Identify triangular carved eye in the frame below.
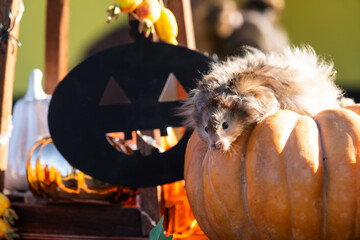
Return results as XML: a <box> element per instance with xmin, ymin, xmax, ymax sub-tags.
<box><xmin>99</xmin><ymin>76</ymin><xmax>131</xmax><ymax>106</ymax></box>
<box><xmin>158</xmin><ymin>73</ymin><xmax>188</xmax><ymax>102</ymax></box>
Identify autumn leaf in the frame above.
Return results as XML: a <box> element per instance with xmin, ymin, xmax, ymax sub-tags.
<box><xmin>149</xmin><ymin>216</ymin><xmax>173</xmax><ymax>240</ymax></box>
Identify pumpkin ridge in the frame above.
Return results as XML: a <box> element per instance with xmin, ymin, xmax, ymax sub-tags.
<box><xmin>211</xmin><ymin>151</ymin><xmax>243</xmax><ymax>239</ymax></box>
<box><xmin>314</xmin><ymin>117</ymin><xmax>327</xmax><ymax>240</ymax></box>
<box><xmin>185</xmin><ymin>133</ymin><xmax>214</xmax><ymax>238</ymax></box>
<box><xmin>207</xmin><ymin>149</ymin><xmax>253</xmax><ymax>239</ymax></box>
<box><xmin>284</xmin><ymin>115</ymin><xmax>323</xmax><ymax>239</ymax></box>
<box><xmin>284</xmin><ymin>117</ymin><xmax>300</xmax><ymax>239</ymax></box>
<box><xmin>336</xmin><ymin>109</ymin><xmax>360</xmax><ymax>239</ymax></box>
<box><xmin>315</xmin><ymin>108</ymin><xmax>360</xmax><ymax>238</ymax></box>
<box><xmin>346</xmin><ymin>106</ymin><xmax>360</xmax><ymax>238</ymax></box>
<box><xmin>203</xmin><ymin>151</ymin><xmax>231</xmax><ymax>239</ymax></box>
<box><xmin>246</xmin><ymin>110</ymin><xmax>300</xmax><ymax>238</ymax></box>
<box><xmin>280</xmin><ymin>113</ymin><xmax>316</xmax><ymax>239</ymax></box>
<box><xmin>241</xmin><ymin>131</ymin><xmax>261</xmax><ymax>240</ymax></box>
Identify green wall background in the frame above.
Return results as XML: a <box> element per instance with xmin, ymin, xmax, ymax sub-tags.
<box><xmin>281</xmin><ymin>0</ymin><xmax>360</xmax><ymax>90</ymax></box>
<box><xmin>13</xmin><ymin>0</ymin><xmax>360</xmax><ymax>98</ymax></box>
<box><xmin>14</xmin><ymin>0</ymin><xmax>126</xmax><ymax>98</ymax></box>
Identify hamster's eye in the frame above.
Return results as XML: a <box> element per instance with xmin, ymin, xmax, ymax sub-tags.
<box><xmin>222</xmin><ymin>121</ymin><xmax>229</xmax><ymax>130</ymax></box>
<box><xmin>204</xmin><ymin>126</ymin><xmax>208</xmax><ymax>133</ymax></box>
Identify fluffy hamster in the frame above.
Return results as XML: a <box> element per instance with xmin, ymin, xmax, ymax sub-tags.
<box><xmin>178</xmin><ymin>46</ymin><xmax>353</xmax><ymax>151</ymax></box>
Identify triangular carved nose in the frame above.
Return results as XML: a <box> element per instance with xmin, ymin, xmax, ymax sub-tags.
<box><xmin>158</xmin><ymin>73</ymin><xmax>188</xmax><ymax>102</ymax></box>
<box><xmin>99</xmin><ymin>76</ymin><xmax>131</xmax><ymax>106</ymax></box>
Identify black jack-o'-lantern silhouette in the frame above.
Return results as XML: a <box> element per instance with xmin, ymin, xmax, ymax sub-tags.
<box><xmin>48</xmin><ymin>25</ymin><xmax>213</xmax><ymax>187</ymax></box>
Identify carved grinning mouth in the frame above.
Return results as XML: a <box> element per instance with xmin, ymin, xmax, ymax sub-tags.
<box><xmin>106</xmin><ymin>127</ymin><xmax>186</xmax><ymax>155</ymax></box>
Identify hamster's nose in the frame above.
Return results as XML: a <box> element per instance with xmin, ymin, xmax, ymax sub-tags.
<box><xmin>211</xmin><ymin>142</ymin><xmax>223</xmax><ymax>150</ymax></box>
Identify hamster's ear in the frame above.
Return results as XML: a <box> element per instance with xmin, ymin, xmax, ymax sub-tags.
<box><xmin>177</xmin><ymin>89</ymin><xmax>208</xmax><ymax>128</ymax></box>
<box><xmin>193</xmin><ymin>90</ymin><xmax>209</xmax><ymax>112</ymax></box>
<box><xmin>225</xmin><ymin>95</ymin><xmax>242</xmax><ymax>108</ymax></box>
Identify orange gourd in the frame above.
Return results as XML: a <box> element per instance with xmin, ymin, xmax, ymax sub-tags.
<box><xmin>185</xmin><ymin>104</ymin><xmax>360</xmax><ymax>240</ymax></box>
<box><xmin>27</xmin><ymin>138</ymin><xmax>137</xmax><ymax>203</ymax></box>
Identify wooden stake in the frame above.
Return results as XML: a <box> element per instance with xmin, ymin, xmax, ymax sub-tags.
<box><xmin>137</xmin><ymin>130</ymin><xmax>161</xmax><ymax>236</ymax></box>
<box><xmin>0</xmin><ymin>0</ymin><xmax>22</xmax><ymax>191</ymax></box>
<box><xmin>44</xmin><ymin>0</ymin><xmax>69</xmax><ymax>94</ymax></box>
<box><xmin>165</xmin><ymin>0</ymin><xmax>196</xmax><ymax>49</ymax></box>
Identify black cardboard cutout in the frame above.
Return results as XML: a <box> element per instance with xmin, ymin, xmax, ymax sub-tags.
<box><xmin>48</xmin><ymin>37</ymin><xmax>213</xmax><ymax>187</ymax></box>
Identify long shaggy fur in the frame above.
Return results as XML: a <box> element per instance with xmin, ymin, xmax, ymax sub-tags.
<box><xmin>178</xmin><ymin>45</ymin><xmax>353</xmax><ymax>151</ymax></box>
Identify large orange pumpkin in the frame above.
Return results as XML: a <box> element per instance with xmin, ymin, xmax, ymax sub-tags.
<box><xmin>185</xmin><ymin>104</ymin><xmax>360</xmax><ymax>240</ymax></box>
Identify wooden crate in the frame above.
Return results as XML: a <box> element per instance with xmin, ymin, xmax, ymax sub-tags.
<box><xmin>12</xmin><ymin>201</ymin><xmax>149</xmax><ymax>240</ymax></box>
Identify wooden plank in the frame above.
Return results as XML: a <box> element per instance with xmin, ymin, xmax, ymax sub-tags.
<box><xmin>44</xmin><ymin>0</ymin><xmax>69</xmax><ymax>94</ymax></box>
<box><xmin>137</xmin><ymin>130</ymin><xmax>160</xmax><ymax>236</ymax></box>
<box><xmin>18</xmin><ymin>233</ymin><xmax>147</xmax><ymax>240</ymax></box>
<box><xmin>164</xmin><ymin>0</ymin><xmax>196</xmax><ymax>49</ymax></box>
<box><xmin>0</xmin><ymin>0</ymin><xmax>22</xmax><ymax>191</ymax></box>
<box><xmin>12</xmin><ymin>202</ymin><xmax>146</xmax><ymax>237</ymax></box>
<box><xmin>139</xmin><ymin>186</ymin><xmax>160</xmax><ymax>236</ymax></box>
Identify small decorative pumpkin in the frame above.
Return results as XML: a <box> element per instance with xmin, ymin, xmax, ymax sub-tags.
<box><xmin>27</xmin><ymin>138</ymin><xmax>137</xmax><ymax>203</ymax></box>
<box><xmin>185</xmin><ymin>104</ymin><xmax>360</xmax><ymax>240</ymax></box>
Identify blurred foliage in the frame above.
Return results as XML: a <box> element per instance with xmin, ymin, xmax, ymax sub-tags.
<box><xmin>13</xmin><ymin>0</ymin><xmax>360</xmax><ymax>99</ymax></box>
